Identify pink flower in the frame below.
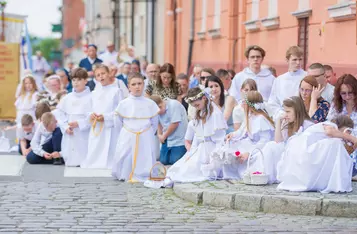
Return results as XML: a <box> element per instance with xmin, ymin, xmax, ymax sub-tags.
<box><xmin>252</xmin><ymin>171</ymin><xmax>262</xmax><ymax>175</ymax></box>
<box><xmin>235</xmin><ymin>151</ymin><xmax>241</xmax><ymax>157</ymax></box>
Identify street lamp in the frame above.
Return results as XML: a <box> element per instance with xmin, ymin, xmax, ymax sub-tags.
<box><xmin>0</xmin><ymin>1</ymin><xmax>6</xmax><ymax>42</ymax></box>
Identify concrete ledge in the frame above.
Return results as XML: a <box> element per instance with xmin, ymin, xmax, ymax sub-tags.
<box><xmin>173</xmin><ymin>181</ymin><xmax>357</xmax><ymax>218</ymax></box>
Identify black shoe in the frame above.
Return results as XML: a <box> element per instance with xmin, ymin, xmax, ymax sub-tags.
<box><xmin>53</xmin><ymin>158</ymin><xmax>63</xmax><ymax>165</ymax></box>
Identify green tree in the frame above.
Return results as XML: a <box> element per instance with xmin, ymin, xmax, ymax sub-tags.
<box><xmin>32</xmin><ymin>37</ymin><xmax>61</xmax><ymax>62</ymax></box>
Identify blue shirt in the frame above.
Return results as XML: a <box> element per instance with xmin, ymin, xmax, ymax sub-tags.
<box><xmin>159</xmin><ymin>99</ymin><xmax>188</xmax><ymax>147</ymax></box>
<box><xmin>189</xmin><ymin>77</ymin><xmax>199</xmax><ymax>89</ymax></box>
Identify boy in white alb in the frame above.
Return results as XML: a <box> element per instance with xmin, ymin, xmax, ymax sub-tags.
<box><xmin>56</xmin><ymin>68</ymin><xmax>92</xmax><ymax>166</ymax></box>
<box><xmin>112</xmin><ymin>72</ymin><xmax>159</xmax><ymax>182</ymax></box>
<box><xmin>230</xmin><ymin>45</ymin><xmax>275</xmax><ymax>102</ymax></box>
<box><xmin>268</xmin><ymin>46</ymin><xmax>307</xmax><ymax>119</ymax></box>
<box><xmin>81</xmin><ymin>64</ymin><xmax>123</xmax><ymax>169</ymax></box>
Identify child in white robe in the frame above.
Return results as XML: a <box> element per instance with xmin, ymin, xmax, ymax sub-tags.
<box><xmin>56</xmin><ymin>68</ymin><xmax>92</xmax><ymax>166</ymax></box>
<box><xmin>277</xmin><ymin>116</ymin><xmax>355</xmax><ymax>193</ymax></box>
<box><xmin>15</xmin><ymin>75</ymin><xmax>38</xmax><ymax>126</ymax></box>
<box><xmin>208</xmin><ymin>91</ymin><xmax>275</xmax><ymax>180</ymax></box>
<box><xmin>81</xmin><ymin>64</ymin><xmax>123</xmax><ymax>169</ymax></box>
<box><xmin>166</xmin><ymin>87</ymin><xmax>227</xmax><ymax>183</ymax></box>
<box><xmin>255</xmin><ymin>96</ymin><xmax>314</xmax><ymax>184</ymax></box>
<box><xmin>112</xmin><ymin>72</ymin><xmax>159</xmax><ymax>182</ymax></box>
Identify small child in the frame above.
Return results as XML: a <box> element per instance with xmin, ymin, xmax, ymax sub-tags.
<box><xmin>27</xmin><ymin>112</ymin><xmax>64</xmax><ymax>165</ymax></box>
<box><xmin>56</xmin><ymin>68</ymin><xmax>92</xmax><ymax>166</ymax></box>
<box><xmin>81</xmin><ymin>64</ymin><xmax>123</xmax><ymax>169</ymax></box>
<box><xmin>17</xmin><ymin>114</ymin><xmax>37</xmax><ymax>156</ymax></box>
<box><xmin>150</xmin><ymin>95</ymin><xmax>188</xmax><ymax>165</ymax></box>
<box><xmin>112</xmin><ymin>72</ymin><xmax>159</xmax><ymax>182</ymax></box>
<box><xmin>15</xmin><ymin>75</ymin><xmax>38</xmax><ymax>125</ymax></box>
<box><xmin>166</xmin><ymin>87</ymin><xmax>227</xmax><ymax>182</ymax></box>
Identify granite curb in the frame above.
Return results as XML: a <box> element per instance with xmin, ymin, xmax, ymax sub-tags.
<box><xmin>173</xmin><ymin>182</ymin><xmax>357</xmax><ymax>218</ymax></box>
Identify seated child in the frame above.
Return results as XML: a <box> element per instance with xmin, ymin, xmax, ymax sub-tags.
<box><xmin>27</xmin><ymin>112</ymin><xmax>63</xmax><ymax>165</ymax></box>
<box><xmin>81</xmin><ymin>64</ymin><xmax>123</xmax><ymax>169</ymax></box>
<box><xmin>207</xmin><ymin>91</ymin><xmax>275</xmax><ymax>180</ymax></box>
<box><xmin>166</xmin><ymin>87</ymin><xmax>227</xmax><ymax>183</ymax></box>
<box><xmin>112</xmin><ymin>72</ymin><xmax>159</xmax><ymax>182</ymax></box>
<box><xmin>17</xmin><ymin>114</ymin><xmax>37</xmax><ymax>156</ymax></box>
<box><xmin>150</xmin><ymin>96</ymin><xmax>188</xmax><ymax>165</ymax></box>
<box><xmin>277</xmin><ymin>115</ymin><xmax>355</xmax><ymax>193</ymax></box>
<box><xmin>56</xmin><ymin>68</ymin><xmax>92</xmax><ymax>166</ymax></box>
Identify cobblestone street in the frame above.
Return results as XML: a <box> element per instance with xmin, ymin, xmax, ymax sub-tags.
<box><xmin>1</xmin><ymin>168</ymin><xmax>357</xmax><ymax>234</ymax></box>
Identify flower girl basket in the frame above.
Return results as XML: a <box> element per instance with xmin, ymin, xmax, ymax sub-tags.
<box><xmin>243</xmin><ymin>148</ymin><xmax>269</xmax><ymax>185</ymax></box>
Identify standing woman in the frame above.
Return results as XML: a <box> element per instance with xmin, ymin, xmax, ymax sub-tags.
<box><xmin>205</xmin><ymin>76</ymin><xmax>236</xmax><ymax>133</ymax></box>
<box><xmin>299</xmin><ymin>76</ymin><xmax>330</xmax><ymax>123</ymax></box>
<box><xmin>145</xmin><ymin>63</ymin><xmax>180</xmax><ymax>100</ymax></box>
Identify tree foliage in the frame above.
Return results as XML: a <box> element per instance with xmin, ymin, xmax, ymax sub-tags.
<box><xmin>32</xmin><ymin>37</ymin><xmax>61</xmax><ymax>62</ymax></box>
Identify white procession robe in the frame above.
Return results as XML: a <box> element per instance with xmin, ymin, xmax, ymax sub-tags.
<box><xmin>277</xmin><ymin>122</ymin><xmax>353</xmax><ymax>193</ymax></box>
<box><xmin>112</xmin><ymin>95</ymin><xmax>159</xmax><ymax>182</ymax></box>
<box><xmin>167</xmin><ymin>103</ymin><xmax>227</xmax><ymax>183</ymax></box>
<box><xmin>56</xmin><ymin>87</ymin><xmax>92</xmax><ymax>166</ymax></box>
<box><xmin>81</xmin><ymin>83</ymin><xmax>123</xmax><ymax>169</ymax></box>
<box><xmin>15</xmin><ymin>92</ymin><xmax>38</xmax><ymax>127</ymax></box>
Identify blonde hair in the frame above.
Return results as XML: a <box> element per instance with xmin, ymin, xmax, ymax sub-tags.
<box><xmin>282</xmin><ymin>96</ymin><xmax>310</xmax><ymax>137</ymax></box>
<box><xmin>285</xmin><ymin>46</ymin><xmax>303</xmax><ymax>60</ymax></box>
<box><xmin>241</xmin><ymin>78</ymin><xmax>257</xmax><ymax>91</ymax></box>
<box><xmin>20</xmin><ymin>75</ymin><xmax>38</xmax><ymax>101</ymax></box>
<box><xmin>128</xmin><ymin>72</ymin><xmax>145</xmax><ymax>83</ymax></box>
<box><xmin>244</xmin><ymin>91</ymin><xmax>274</xmax><ymax>133</ymax></box>
<box><xmin>41</xmin><ymin>112</ymin><xmax>56</xmax><ymax>128</ymax></box>
<box><xmin>93</xmin><ymin>64</ymin><xmax>110</xmax><ymax>73</ymax></box>
<box><xmin>149</xmin><ymin>95</ymin><xmax>163</xmax><ymax>105</ymax></box>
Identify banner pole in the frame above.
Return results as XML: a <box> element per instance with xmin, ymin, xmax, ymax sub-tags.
<box><xmin>0</xmin><ymin>2</ymin><xmax>6</xmax><ymax>42</ymax></box>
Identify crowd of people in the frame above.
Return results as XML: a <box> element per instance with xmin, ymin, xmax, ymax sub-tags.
<box><xmin>10</xmin><ymin>42</ymin><xmax>357</xmax><ymax>193</ymax></box>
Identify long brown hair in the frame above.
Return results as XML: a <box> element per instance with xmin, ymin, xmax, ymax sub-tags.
<box><xmin>299</xmin><ymin>75</ymin><xmax>323</xmax><ymax>103</ymax></box>
<box><xmin>20</xmin><ymin>75</ymin><xmax>38</xmax><ymax>101</ymax></box>
<box><xmin>333</xmin><ymin>74</ymin><xmax>357</xmax><ymax>113</ymax></box>
<box><xmin>157</xmin><ymin>63</ymin><xmax>179</xmax><ymax>94</ymax></box>
<box><xmin>282</xmin><ymin>96</ymin><xmax>311</xmax><ymax>137</ymax></box>
<box><xmin>244</xmin><ymin>91</ymin><xmax>274</xmax><ymax>133</ymax></box>
<box><xmin>241</xmin><ymin>78</ymin><xmax>257</xmax><ymax>91</ymax></box>
<box><xmin>187</xmin><ymin>87</ymin><xmax>213</xmax><ymax>124</ymax></box>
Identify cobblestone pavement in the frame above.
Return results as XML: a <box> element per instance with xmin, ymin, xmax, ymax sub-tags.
<box><xmin>1</xmin><ymin>179</ymin><xmax>357</xmax><ymax>233</ymax></box>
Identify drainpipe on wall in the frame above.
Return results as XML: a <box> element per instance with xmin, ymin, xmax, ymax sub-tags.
<box><xmin>235</xmin><ymin>0</ymin><xmax>246</xmax><ymax>72</ymax></box>
<box><xmin>186</xmin><ymin>0</ymin><xmax>195</xmax><ymax>75</ymax></box>
<box><xmin>131</xmin><ymin>0</ymin><xmax>134</xmax><ymax>46</ymax></box>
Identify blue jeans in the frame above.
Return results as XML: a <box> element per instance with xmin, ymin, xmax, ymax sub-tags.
<box><xmin>18</xmin><ymin>139</ymin><xmax>31</xmax><ymax>156</ymax></box>
<box><xmin>160</xmin><ymin>141</ymin><xmax>186</xmax><ymax>165</ymax></box>
<box><xmin>26</xmin><ymin>127</ymin><xmax>62</xmax><ymax>164</ymax></box>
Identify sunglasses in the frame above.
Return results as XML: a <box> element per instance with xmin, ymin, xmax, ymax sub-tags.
<box><xmin>312</xmin><ymin>73</ymin><xmax>325</xmax><ymax>78</ymax></box>
<box><xmin>200</xmin><ymin>76</ymin><xmax>208</xmax><ymax>80</ymax></box>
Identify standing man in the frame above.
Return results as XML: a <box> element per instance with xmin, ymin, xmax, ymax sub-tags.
<box><xmin>78</xmin><ymin>44</ymin><xmax>103</xmax><ymax>91</ymax></box>
<box><xmin>116</xmin><ymin>62</ymin><xmax>131</xmax><ymax>88</ymax></box>
<box><xmin>32</xmin><ymin>51</ymin><xmax>50</xmax><ymax>91</ymax></box>
<box><xmin>230</xmin><ymin>45</ymin><xmax>275</xmax><ymax>101</ymax></box>
<box><xmin>145</xmin><ymin>63</ymin><xmax>160</xmax><ymax>86</ymax></box>
<box><xmin>308</xmin><ymin>63</ymin><xmax>335</xmax><ymax>104</ymax></box>
<box><xmin>99</xmin><ymin>41</ymin><xmax>119</xmax><ymax>66</ymax></box>
<box><xmin>324</xmin><ymin>64</ymin><xmax>337</xmax><ymax>85</ymax></box>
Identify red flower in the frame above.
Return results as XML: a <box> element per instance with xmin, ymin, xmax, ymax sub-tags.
<box><xmin>235</xmin><ymin>151</ymin><xmax>241</xmax><ymax>157</ymax></box>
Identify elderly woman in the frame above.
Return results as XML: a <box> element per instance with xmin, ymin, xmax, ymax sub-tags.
<box><xmin>145</xmin><ymin>63</ymin><xmax>180</xmax><ymax>100</ymax></box>
<box><xmin>299</xmin><ymin>75</ymin><xmax>330</xmax><ymax>123</ymax></box>
<box><xmin>56</xmin><ymin>68</ymin><xmax>72</xmax><ymax>92</ymax></box>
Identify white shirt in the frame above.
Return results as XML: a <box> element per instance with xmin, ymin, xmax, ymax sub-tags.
<box><xmin>30</xmin><ymin>122</ymin><xmax>55</xmax><ymax>157</ymax></box>
<box><xmin>322</xmin><ymin>83</ymin><xmax>335</xmax><ymax>104</ymax></box>
<box><xmin>230</xmin><ymin>67</ymin><xmax>275</xmax><ymax>102</ymax></box>
<box><xmin>268</xmin><ymin>69</ymin><xmax>307</xmax><ymax>118</ymax></box>
<box><xmin>99</xmin><ymin>50</ymin><xmax>119</xmax><ymax>66</ymax></box>
<box><xmin>17</xmin><ymin>122</ymin><xmax>38</xmax><ymax>141</ymax></box>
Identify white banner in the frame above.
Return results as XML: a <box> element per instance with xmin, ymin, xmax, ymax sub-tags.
<box><xmin>0</xmin><ymin>13</ymin><xmax>26</xmax><ymax>43</ymax></box>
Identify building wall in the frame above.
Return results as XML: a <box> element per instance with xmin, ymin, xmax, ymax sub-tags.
<box><xmin>164</xmin><ymin>0</ymin><xmax>357</xmax><ymax>78</ymax></box>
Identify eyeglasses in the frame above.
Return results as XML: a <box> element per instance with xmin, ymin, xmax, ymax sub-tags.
<box><xmin>249</xmin><ymin>55</ymin><xmax>262</xmax><ymax>59</ymax></box>
<box><xmin>312</xmin><ymin>73</ymin><xmax>325</xmax><ymax>78</ymax></box>
<box><xmin>340</xmin><ymin>92</ymin><xmax>354</xmax><ymax>97</ymax></box>
<box><xmin>299</xmin><ymin>88</ymin><xmax>312</xmax><ymax>94</ymax></box>
<box><xmin>200</xmin><ymin>76</ymin><xmax>208</xmax><ymax>80</ymax></box>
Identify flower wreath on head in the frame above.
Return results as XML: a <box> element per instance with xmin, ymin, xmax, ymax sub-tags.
<box><xmin>185</xmin><ymin>87</ymin><xmax>212</xmax><ymax>104</ymax></box>
<box><xmin>244</xmin><ymin>94</ymin><xmax>265</xmax><ymax>110</ymax></box>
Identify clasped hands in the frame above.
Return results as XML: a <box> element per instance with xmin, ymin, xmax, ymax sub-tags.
<box><xmin>43</xmin><ymin>151</ymin><xmax>60</xmax><ymax>160</ymax></box>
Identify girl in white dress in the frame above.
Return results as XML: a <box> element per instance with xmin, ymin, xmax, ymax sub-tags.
<box><xmin>256</xmin><ymin>96</ymin><xmax>314</xmax><ymax>184</ymax></box>
<box><xmin>277</xmin><ymin>116</ymin><xmax>355</xmax><ymax>193</ymax></box>
<box><xmin>166</xmin><ymin>87</ymin><xmax>227</xmax><ymax>183</ymax></box>
<box><xmin>15</xmin><ymin>75</ymin><xmax>38</xmax><ymax>126</ymax></box>
<box><xmin>81</xmin><ymin>64</ymin><xmax>123</xmax><ymax>169</ymax></box>
<box><xmin>208</xmin><ymin>91</ymin><xmax>275</xmax><ymax>180</ymax></box>
<box><xmin>112</xmin><ymin>72</ymin><xmax>159</xmax><ymax>182</ymax></box>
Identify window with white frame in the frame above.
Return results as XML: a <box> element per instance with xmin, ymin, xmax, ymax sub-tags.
<box><xmin>251</xmin><ymin>0</ymin><xmax>260</xmax><ymax>21</ymax></box>
<box><xmin>262</xmin><ymin>0</ymin><xmax>279</xmax><ymax>28</ymax></box>
<box><xmin>298</xmin><ymin>0</ymin><xmax>310</xmax><ymax>11</ymax></box>
<box><xmin>213</xmin><ymin>0</ymin><xmax>221</xmax><ymax>29</ymax></box>
<box><xmin>244</xmin><ymin>0</ymin><xmax>260</xmax><ymax>31</ymax></box>
<box><xmin>268</xmin><ymin>0</ymin><xmax>278</xmax><ymax>18</ymax></box>
<box><xmin>200</xmin><ymin>0</ymin><xmax>207</xmax><ymax>32</ymax></box>
<box><xmin>328</xmin><ymin>0</ymin><xmax>356</xmax><ymax>20</ymax></box>
<box><xmin>291</xmin><ymin>0</ymin><xmax>311</xmax><ymax>18</ymax></box>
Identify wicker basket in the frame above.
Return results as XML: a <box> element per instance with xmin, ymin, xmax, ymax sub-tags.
<box><xmin>243</xmin><ymin>148</ymin><xmax>269</xmax><ymax>185</ymax></box>
<box><xmin>149</xmin><ymin>162</ymin><xmax>167</xmax><ymax>181</ymax></box>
